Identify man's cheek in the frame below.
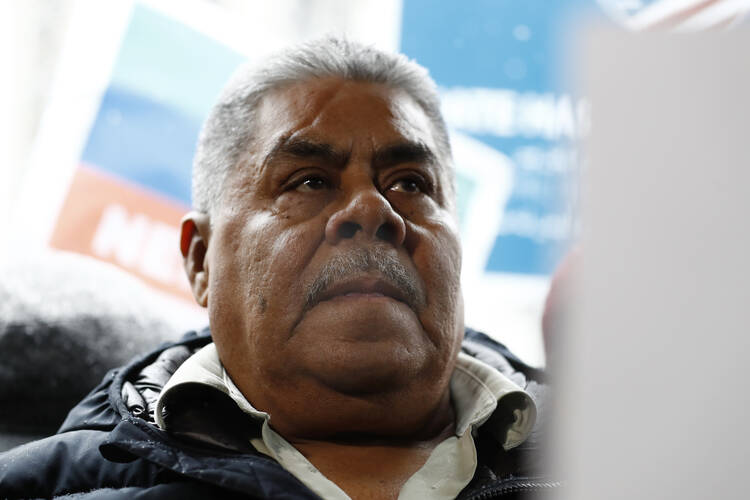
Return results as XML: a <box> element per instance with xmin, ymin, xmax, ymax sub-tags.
<box><xmin>413</xmin><ymin>241</ymin><xmax>460</xmax><ymax>337</ymax></box>
<box><xmin>270</xmin><ymin>229</ymin><xmax>308</xmax><ymax>263</ymax></box>
<box><xmin>259</xmin><ymin>225</ymin><xmax>320</xmax><ymax>310</ymax></box>
<box><xmin>422</xmin><ymin>233</ymin><xmax>462</xmax><ymax>287</ymax></box>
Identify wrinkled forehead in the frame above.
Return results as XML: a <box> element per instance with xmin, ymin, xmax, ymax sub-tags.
<box><xmin>250</xmin><ymin>77</ymin><xmax>453</xmax><ymax>179</ymax></box>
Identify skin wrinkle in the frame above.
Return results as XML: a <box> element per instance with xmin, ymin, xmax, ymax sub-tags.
<box><xmin>254</xmin><ymin>78</ymin><xmax>352</xmax><ymax>183</ymax></box>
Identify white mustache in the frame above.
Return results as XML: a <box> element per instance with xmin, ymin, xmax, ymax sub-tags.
<box><xmin>305</xmin><ymin>247</ymin><xmax>425</xmax><ymax>311</ymax></box>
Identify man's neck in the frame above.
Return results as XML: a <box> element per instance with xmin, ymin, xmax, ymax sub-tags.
<box><xmin>290</xmin><ymin>416</ymin><xmax>456</xmax><ymax>500</ymax></box>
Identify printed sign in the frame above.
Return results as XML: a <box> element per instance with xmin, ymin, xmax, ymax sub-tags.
<box><xmin>400</xmin><ymin>0</ymin><xmax>593</xmax><ymax>278</ymax></box>
<box><xmin>49</xmin><ymin>2</ymin><xmax>245</xmax><ymax>299</ymax></box>
<box><xmin>597</xmin><ymin>0</ymin><xmax>750</xmax><ymax>31</ymax></box>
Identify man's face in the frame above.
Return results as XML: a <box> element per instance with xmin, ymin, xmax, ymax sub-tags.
<box><xmin>194</xmin><ymin>77</ymin><xmax>463</xmax><ymax>437</ymax></box>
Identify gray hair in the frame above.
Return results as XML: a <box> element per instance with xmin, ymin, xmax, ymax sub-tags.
<box><xmin>191</xmin><ymin>36</ymin><xmax>452</xmax><ymax>214</ymax></box>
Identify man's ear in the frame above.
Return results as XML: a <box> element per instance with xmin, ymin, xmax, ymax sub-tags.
<box><xmin>180</xmin><ymin>211</ymin><xmax>211</xmax><ymax>307</ymax></box>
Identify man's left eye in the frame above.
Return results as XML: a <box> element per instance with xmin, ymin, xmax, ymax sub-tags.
<box><xmin>388</xmin><ymin>178</ymin><xmax>423</xmax><ymax>194</ymax></box>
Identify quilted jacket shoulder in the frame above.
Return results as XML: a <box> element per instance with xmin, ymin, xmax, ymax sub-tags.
<box><xmin>0</xmin><ymin>328</ymin><xmax>559</xmax><ymax>499</ymax></box>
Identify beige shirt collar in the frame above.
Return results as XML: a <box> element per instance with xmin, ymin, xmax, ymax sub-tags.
<box><xmin>156</xmin><ymin>342</ymin><xmax>536</xmax><ymax>499</ymax></box>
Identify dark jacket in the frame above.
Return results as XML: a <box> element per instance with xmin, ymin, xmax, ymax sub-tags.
<box><xmin>0</xmin><ymin>328</ymin><xmax>559</xmax><ymax>499</ymax></box>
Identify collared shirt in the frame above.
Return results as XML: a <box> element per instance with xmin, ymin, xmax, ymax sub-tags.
<box><xmin>156</xmin><ymin>343</ymin><xmax>536</xmax><ymax>500</ymax></box>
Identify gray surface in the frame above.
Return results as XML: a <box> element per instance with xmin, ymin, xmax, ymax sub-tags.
<box><xmin>557</xmin><ymin>28</ymin><xmax>750</xmax><ymax>500</ymax></box>
<box><xmin>0</xmin><ymin>432</ymin><xmax>46</xmax><ymax>453</ymax></box>
<box><xmin>0</xmin><ymin>250</ymin><xmax>200</xmax><ymax>447</ymax></box>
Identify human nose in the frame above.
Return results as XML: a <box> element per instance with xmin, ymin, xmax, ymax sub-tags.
<box><xmin>325</xmin><ymin>186</ymin><xmax>407</xmax><ymax>247</ymax></box>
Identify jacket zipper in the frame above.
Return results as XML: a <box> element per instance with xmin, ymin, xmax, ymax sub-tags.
<box><xmin>462</xmin><ymin>479</ymin><xmax>561</xmax><ymax>499</ymax></box>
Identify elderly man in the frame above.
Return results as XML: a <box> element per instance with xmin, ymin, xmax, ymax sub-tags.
<box><xmin>0</xmin><ymin>38</ymin><xmax>556</xmax><ymax>499</ymax></box>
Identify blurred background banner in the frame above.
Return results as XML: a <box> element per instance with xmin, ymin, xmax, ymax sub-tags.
<box><xmin>5</xmin><ymin>0</ymin><xmax>747</xmax><ymax>365</ymax></box>
<box><xmin>402</xmin><ymin>0</ymin><xmax>587</xmax><ymax>277</ymax></box>
<box><xmin>399</xmin><ymin>0</ymin><xmax>595</xmax><ymax>362</ymax></box>
<box><xmin>49</xmin><ymin>2</ymin><xmax>245</xmax><ymax>300</ymax></box>
<box><xmin>597</xmin><ymin>0</ymin><xmax>750</xmax><ymax>30</ymax></box>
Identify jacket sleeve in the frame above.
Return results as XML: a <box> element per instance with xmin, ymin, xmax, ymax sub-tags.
<box><xmin>0</xmin><ymin>430</ymin><xmax>159</xmax><ymax>498</ymax></box>
<box><xmin>51</xmin><ymin>482</ymin><xmax>249</xmax><ymax>500</ymax></box>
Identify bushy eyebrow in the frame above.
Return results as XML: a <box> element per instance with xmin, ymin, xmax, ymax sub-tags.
<box><xmin>262</xmin><ymin>137</ymin><xmax>437</xmax><ymax>171</ymax></box>
<box><xmin>372</xmin><ymin>142</ymin><xmax>437</xmax><ymax>170</ymax></box>
<box><xmin>263</xmin><ymin>137</ymin><xmax>349</xmax><ymax>168</ymax></box>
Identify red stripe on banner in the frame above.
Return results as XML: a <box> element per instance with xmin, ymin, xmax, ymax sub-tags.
<box><xmin>49</xmin><ymin>164</ymin><xmax>195</xmax><ymax>303</ymax></box>
<box><xmin>647</xmin><ymin>0</ymin><xmax>724</xmax><ymax>30</ymax></box>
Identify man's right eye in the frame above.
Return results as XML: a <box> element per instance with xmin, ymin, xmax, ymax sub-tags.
<box><xmin>294</xmin><ymin>176</ymin><xmax>329</xmax><ymax>192</ymax></box>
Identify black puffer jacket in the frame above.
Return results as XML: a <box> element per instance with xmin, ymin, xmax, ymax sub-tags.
<box><xmin>0</xmin><ymin>328</ymin><xmax>560</xmax><ymax>499</ymax></box>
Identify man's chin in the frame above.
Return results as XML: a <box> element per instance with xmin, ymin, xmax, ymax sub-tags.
<box><xmin>303</xmin><ymin>341</ymin><xmax>425</xmax><ymax>396</ymax></box>
<box><xmin>288</xmin><ymin>311</ymin><xmax>431</xmax><ymax>395</ymax></box>
<box><xmin>294</xmin><ymin>294</ymin><xmax>423</xmax><ymax>341</ymax></box>
<box><xmin>282</xmin><ymin>297</ymin><xmax>440</xmax><ymax>397</ymax></box>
